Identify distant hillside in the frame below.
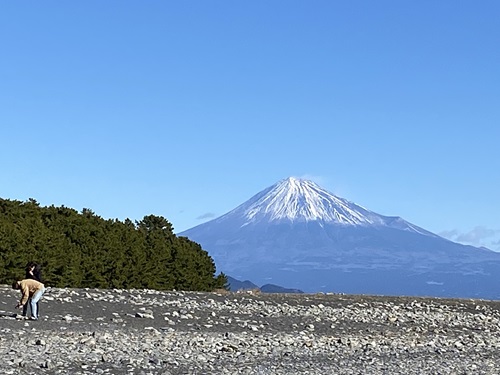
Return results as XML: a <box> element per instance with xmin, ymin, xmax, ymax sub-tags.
<box><xmin>226</xmin><ymin>276</ymin><xmax>259</xmax><ymax>291</ymax></box>
<box><xmin>227</xmin><ymin>276</ymin><xmax>304</xmax><ymax>294</ymax></box>
<box><xmin>0</xmin><ymin>198</ymin><xmax>226</xmax><ymax>291</ymax></box>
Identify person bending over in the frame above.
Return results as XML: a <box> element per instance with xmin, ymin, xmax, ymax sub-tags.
<box><xmin>13</xmin><ymin>279</ymin><xmax>46</xmax><ymax>320</ymax></box>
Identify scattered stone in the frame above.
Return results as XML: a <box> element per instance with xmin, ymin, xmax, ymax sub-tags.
<box><xmin>0</xmin><ymin>285</ymin><xmax>500</xmax><ymax>374</ymax></box>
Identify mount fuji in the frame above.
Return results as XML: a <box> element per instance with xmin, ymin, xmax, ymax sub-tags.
<box><xmin>179</xmin><ymin>177</ymin><xmax>500</xmax><ymax>299</ymax></box>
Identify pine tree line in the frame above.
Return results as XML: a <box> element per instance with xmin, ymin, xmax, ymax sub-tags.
<box><xmin>0</xmin><ymin>198</ymin><xmax>227</xmax><ymax>291</ymax></box>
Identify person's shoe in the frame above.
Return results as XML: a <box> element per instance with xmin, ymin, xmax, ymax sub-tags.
<box><xmin>29</xmin><ymin>317</ymin><xmax>38</xmax><ymax>321</ymax></box>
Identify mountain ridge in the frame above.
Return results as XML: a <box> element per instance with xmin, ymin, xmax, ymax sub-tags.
<box><xmin>180</xmin><ymin>177</ymin><xmax>500</xmax><ymax>299</ymax></box>
<box><xmin>205</xmin><ymin>177</ymin><xmax>436</xmax><ymax>237</ymax></box>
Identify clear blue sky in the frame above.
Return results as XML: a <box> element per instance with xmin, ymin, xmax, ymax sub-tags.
<box><xmin>1</xmin><ymin>2</ymin><xmax>499</xmax><ymax>251</ymax></box>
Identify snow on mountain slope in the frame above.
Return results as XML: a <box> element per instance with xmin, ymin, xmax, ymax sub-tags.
<box><xmin>242</xmin><ymin>177</ymin><xmax>379</xmax><ymax>224</ymax></box>
<box><xmin>179</xmin><ymin>177</ymin><xmax>500</xmax><ymax>299</ymax></box>
<box><xmin>211</xmin><ymin>177</ymin><xmax>434</xmax><ymax>236</ymax></box>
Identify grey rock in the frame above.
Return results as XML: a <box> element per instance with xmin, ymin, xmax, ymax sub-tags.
<box><xmin>1</xmin><ymin>285</ymin><xmax>500</xmax><ymax>374</ymax></box>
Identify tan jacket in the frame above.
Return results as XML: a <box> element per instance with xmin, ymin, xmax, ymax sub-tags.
<box><xmin>18</xmin><ymin>279</ymin><xmax>45</xmax><ymax>305</ymax></box>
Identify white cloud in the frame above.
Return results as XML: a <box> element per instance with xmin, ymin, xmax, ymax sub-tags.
<box><xmin>196</xmin><ymin>212</ymin><xmax>216</xmax><ymax>220</ymax></box>
<box><xmin>456</xmin><ymin>227</ymin><xmax>499</xmax><ymax>244</ymax></box>
<box><xmin>440</xmin><ymin>226</ymin><xmax>500</xmax><ymax>252</ymax></box>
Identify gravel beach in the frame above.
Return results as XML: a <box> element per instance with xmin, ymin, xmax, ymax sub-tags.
<box><xmin>1</xmin><ymin>285</ymin><xmax>500</xmax><ymax>374</ymax></box>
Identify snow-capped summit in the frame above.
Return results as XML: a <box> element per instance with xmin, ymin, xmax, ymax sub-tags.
<box><xmin>239</xmin><ymin>177</ymin><xmax>382</xmax><ymax>225</ymax></box>
<box><xmin>213</xmin><ymin>177</ymin><xmax>429</xmax><ymax>235</ymax></box>
<box><xmin>179</xmin><ymin>177</ymin><xmax>500</xmax><ymax>299</ymax></box>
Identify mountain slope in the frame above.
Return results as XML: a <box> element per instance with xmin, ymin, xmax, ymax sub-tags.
<box><xmin>210</xmin><ymin>177</ymin><xmax>434</xmax><ymax>233</ymax></box>
<box><xmin>180</xmin><ymin>177</ymin><xmax>500</xmax><ymax>299</ymax></box>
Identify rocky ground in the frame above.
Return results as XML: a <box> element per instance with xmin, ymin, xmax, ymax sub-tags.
<box><xmin>1</xmin><ymin>285</ymin><xmax>500</xmax><ymax>374</ymax></box>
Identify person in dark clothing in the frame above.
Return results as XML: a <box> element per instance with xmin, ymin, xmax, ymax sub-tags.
<box><xmin>23</xmin><ymin>262</ymin><xmax>43</xmax><ymax>318</ymax></box>
<box><xmin>25</xmin><ymin>262</ymin><xmax>42</xmax><ymax>281</ymax></box>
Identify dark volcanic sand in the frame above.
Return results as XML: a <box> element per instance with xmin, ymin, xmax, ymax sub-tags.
<box><xmin>1</xmin><ymin>285</ymin><xmax>500</xmax><ymax>374</ymax></box>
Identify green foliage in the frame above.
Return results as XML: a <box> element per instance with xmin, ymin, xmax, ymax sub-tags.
<box><xmin>0</xmin><ymin>198</ymin><xmax>227</xmax><ymax>291</ymax></box>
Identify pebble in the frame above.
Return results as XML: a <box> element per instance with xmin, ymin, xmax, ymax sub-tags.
<box><xmin>0</xmin><ymin>286</ymin><xmax>500</xmax><ymax>374</ymax></box>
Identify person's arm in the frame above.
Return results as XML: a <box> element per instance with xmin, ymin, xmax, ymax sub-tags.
<box><xmin>16</xmin><ymin>284</ymin><xmax>30</xmax><ymax>308</ymax></box>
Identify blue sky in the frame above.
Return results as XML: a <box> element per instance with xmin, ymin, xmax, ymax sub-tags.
<box><xmin>1</xmin><ymin>2</ymin><xmax>499</xmax><ymax>251</ymax></box>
